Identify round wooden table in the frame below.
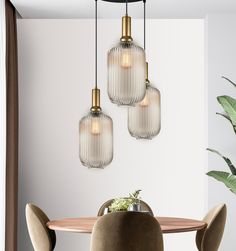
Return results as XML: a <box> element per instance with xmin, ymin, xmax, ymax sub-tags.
<box><xmin>47</xmin><ymin>216</ymin><xmax>206</xmax><ymax>234</ymax></box>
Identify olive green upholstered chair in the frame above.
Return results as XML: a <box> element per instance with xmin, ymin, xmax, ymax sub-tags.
<box><xmin>97</xmin><ymin>199</ymin><xmax>154</xmax><ymax>216</ymax></box>
<box><xmin>90</xmin><ymin>211</ymin><xmax>163</xmax><ymax>251</ymax></box>
<box><xmin>196</xmin><ymin>204</ymin><xmax>227</xmax><ymax>251</ymax></box>
<box><xmin>26</xmin><ymin>203</ymin><xmax>56</xmax><ymax>251</ymax></box>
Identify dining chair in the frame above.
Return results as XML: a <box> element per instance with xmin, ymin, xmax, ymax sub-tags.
<box><xmin>25</xmin><ymin>203</ymin><xmax>56</xmax><ymax>251</ymax></box>
<box><xmin>97</xmin><ymin>199</ymin><xmax>154</xmax><ymax>216</ymax></box>
<box><xmin>196</xmin><ymin>204</ymin><xmax>227</xmax><ymax>251</ymax></box>
<box><xmin>90</xmin><ymin>211</ymin><xmax>164</xmax><ymax>251</ymax></box>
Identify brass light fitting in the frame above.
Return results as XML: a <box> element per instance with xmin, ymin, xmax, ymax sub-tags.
<box><xmin>91</xmin><ymin>88</ymin><xmax>101</xmax><ymax>112</ymax></box>
<box><xmin>120</xmin><ymin>15</ymin><xmax>133</xmax><ymax>42</ymax></box>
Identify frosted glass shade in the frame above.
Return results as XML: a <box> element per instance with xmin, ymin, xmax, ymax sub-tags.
<box><xmin>79</xmin><ymin>111</ymin><xmax>113</xmax><ymax>168</ymax></box>
<box><xmin>128</xmin><ymin>83</ymin><xmax>161</xmax><ymax>139</ymax></box>
<box><xmin>108</xmin><ymin>41</ymin><xmax>146</xmax><ymax>106</ymax></box>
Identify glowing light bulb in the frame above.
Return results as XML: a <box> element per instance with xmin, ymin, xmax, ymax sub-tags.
<box><xmin>139</xmin><ymin>94</ymin><xmax>149</xmax><ymax>107</ymax></box>
<box><xmin>121</xmin><ymin>50</ymin><xmax>132</xmax><ymax>68</ymax></box>
<box><xmin>91</xmin><ymin>119</ymin><xmax>100</xmax><ymax>135</ymax></box>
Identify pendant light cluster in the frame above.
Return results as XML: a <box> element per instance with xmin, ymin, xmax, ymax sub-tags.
<box><xmin>79</xmin><ymin>0</ymin><xmax>161</xmax><ymax>169</ymax></box>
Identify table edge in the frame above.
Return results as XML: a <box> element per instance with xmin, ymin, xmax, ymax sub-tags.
<box><xmin>46</xmin><ymin>216</ymin><xmax>206</xmax><ymax>234</ymax></box>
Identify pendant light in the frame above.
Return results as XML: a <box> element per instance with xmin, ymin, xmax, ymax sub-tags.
<box><xmin>79</xmin><ymin>0</ymin><xmax>113</xmax><ymax>169</ymax></box>
<box><xmin>107</xmin><ymin>0</ymin><xmax>146</xmax><ymax>106</ymax></box>
<box><xmin>128</xmin><ymin>0</ymin><xmax>161</xmax><ymax>139</ymax></box>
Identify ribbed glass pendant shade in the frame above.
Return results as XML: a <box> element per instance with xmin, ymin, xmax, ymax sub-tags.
<box><xmin>128</xmin><ymin>82</ymin><xmax>161</xmax><ymax>139</ymax></box>
<box><xmin>79</xmin><ymin>110</ymin><xmax>113</xmax><ymax>168</ymax></box>
<box><xmin>107</xmin><ymin>15</ymin><xmax>146</xmax><ymax>106</ymax></box>
<box><xmin>79</xmin><ymin>1</ymin><xmax>113</xmax><ymax>169</ymax></box>
<box><xmin>108</xmin><ymin>41</ymin><xmax>146</xmax><ymax>106</ymax></box>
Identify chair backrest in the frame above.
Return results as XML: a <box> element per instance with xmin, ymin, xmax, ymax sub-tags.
<box><xmin>25</xmin><ymin>203</ymin><xmax>56</xmax><ymax>251</ymax></box>
<box><xmin>91</xmin><ymin>211</ymin><xmax>163</xmax><ymax>251</ymax></box>
<box><xmin>97</xmin><ymin>199</ymin><xmax>154</xmax><ymax>216</ymax></box>
<box><xmin>196</xmin><ymin>204</ymin><xmax>227</xmax><ymax>251</ymax></box>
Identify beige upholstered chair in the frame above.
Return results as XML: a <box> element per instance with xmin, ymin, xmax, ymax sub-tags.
<box><xmin>196</xmin><ymin>204</ymin><xmax>227</xmax><ymax>251</ymax></box>
<box><xmin>25</xmin><ymin>203</ymin><xmax>56</xmax><ymax>251</ymax></box>
<box><xmin>97</xmin><ymin>199</ymin><xmax>154</xmax><ymax>216</ymax></box>
<box><xmin>91</xmin><ymin>211</ymin><xmax>163</xmax><ymax>251</ymax></box>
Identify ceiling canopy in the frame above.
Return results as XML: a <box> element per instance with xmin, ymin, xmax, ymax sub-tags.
<box><xmin>11</xmin><ymin>0</ymin><xmax>236</xmax><ymax>19</ymax></box>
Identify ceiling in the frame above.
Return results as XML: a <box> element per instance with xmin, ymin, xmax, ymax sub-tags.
<box><xmin>11</xmin><ymin>0</ymin><xmax>236</xmax><ymax>19</ymax></box>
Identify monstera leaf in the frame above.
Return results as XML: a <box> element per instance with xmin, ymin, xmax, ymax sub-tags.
<box><xmin>207</xmin><ymin>148</ymin><xmax>236</xmax><ymax>175</ymax></box>
<box><xmin>207</xmin><ymin>171</ymin><xmax>236</xmax><ymax>195</ymax></box>
<box><xmin>217</xmin><ymin>95</ymin><xmax>236</xmax><ymax>133</ymax></box>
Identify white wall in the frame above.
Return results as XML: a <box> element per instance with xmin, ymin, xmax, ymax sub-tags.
<box><xmin>206</xmin><ymin>13</ymin><xmax>236</xmax><ymax>251</ymax></box>
<box><xmin>17</xmin><ymin>19</ymin><xmax>205</xmax><ymax>251</ymax></box>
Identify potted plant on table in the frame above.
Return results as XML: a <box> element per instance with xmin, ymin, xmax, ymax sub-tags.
<box><xmin>207</xmin><ymin>76</ymin><xmax>236</xmax><ymax>194</ymax></box>
<box><xmin>109</xmin><ymin>189</ymin><xmax>142</xmax><ymax>213</ymax></box>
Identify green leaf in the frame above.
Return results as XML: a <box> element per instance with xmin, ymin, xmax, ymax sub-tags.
<box><xmin>129</xmin><ymin>189</ymin><xmax>141</xmax><ymax>199</ymax></box>
<box><xmin>222</xmin><ymin>76</ymin><xmax>236</xmax><ymax>88</ymax></box>
<box><xmin>216</xmin><ymin>112</ymin><xmax>231</xmax><ymax>122</ymax></box>
<box><xmin>207</xmin><ymin>171</ymin><xmax>236</xmax><ymax>195</ymax></box>
<box><xmin>216</xmin><ymin>112</ymin><xmax>236</xmax><ymax>134</ymax></box>
<box><xmin>207</xmin><ymin>148</ymin><xmax>236</xmax><ymax>175</ymax></box>
<box><xmin>217</xmin><ymin>96</ymin><xmax>236</xmax><ymax>133</ymax></box>
<box><xmin>109</xmin><ymin>198</ymin><xmax>133</xmax><ymax>212</ymax></box>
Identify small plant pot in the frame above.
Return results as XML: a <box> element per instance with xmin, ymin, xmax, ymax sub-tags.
<box><xmin>128</xmin><ymin>203</ymin><xmax>141</xmax><ymax>212</ymax></box>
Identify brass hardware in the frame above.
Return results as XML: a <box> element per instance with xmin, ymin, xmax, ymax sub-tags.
<box><xmin>120</xmin><ymin>15</ymin><xmax>133</xmax><ymax>42</ymax></box>
<box><xmin>91</xmin><ymin>88</ymin><xmax>101</xmax><ymax>112</ymax></box>
<box><xmin>146</xmin><ymin>62</ymin><xmax>150</xmax><ymax>84</ymax></box>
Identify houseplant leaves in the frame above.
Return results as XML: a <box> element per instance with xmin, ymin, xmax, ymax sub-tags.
<box><xmin>109</xmin><ymin>190</ymin><xmax>142</xmax><ymax>212</ymax></box>
<box><xmin>217</xmin><ymin>95</ymin><xmax>236</xmax><ymax>133</ymax></box>
<box><xmin>207</xmin><ymin>148</ymin><xmax>236</xmax><ymax>175</ymax></box>
<box><xmin>207</xmin><ymin>171</ymin><xmax>236</xmax><ymax>195</ymax></box>
<box><xmin>207</xmin><ymin>77</ymin><xmax>236</xmax><ymax>195</ymax></box>
<box><xmin>217</xmin><ymin>95</ymin><xmax>236</xmax><ymax>125</ymax></box>
<box><xmin>222</xmin><ymin>76</ymin><xmax>236</xmax><ymax>88</ymax></box>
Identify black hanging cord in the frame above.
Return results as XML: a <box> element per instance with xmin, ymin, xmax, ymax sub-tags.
<box><xmin>95</xmin><ymin>0</ymin><xmax>98</xmax><ymax>88</ymax></box>
<box><xmin>126</xmin><ymin>0</ymin><xmax>128</xmax><ymax>16</ymax></box>
<box><xmin>143</xmin><ymin>0</ymin><xmax>146</xmax><ymax>51</ymax></box>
